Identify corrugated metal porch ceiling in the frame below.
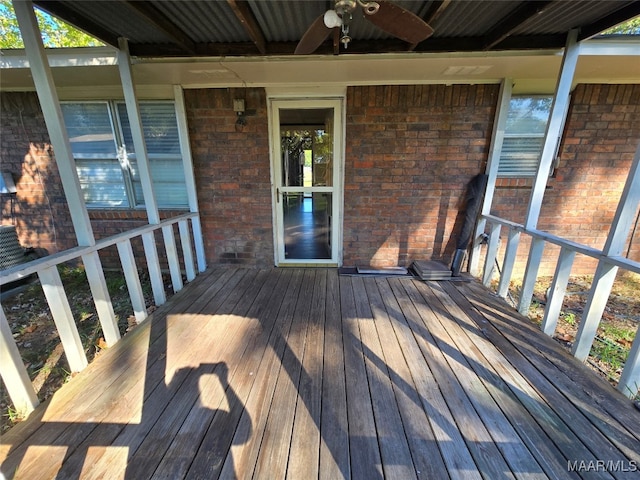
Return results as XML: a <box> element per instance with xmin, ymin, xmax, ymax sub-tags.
<box><xmin>32</xmin><ymin>0</ymin><xmax>640</xmax><ymax>58</ymax></box>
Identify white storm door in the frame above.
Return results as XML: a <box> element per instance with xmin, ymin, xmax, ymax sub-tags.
<box><xmin>270</xmin><ymin>98</ymin><xmax>344</xmax><ymax>266</ymax></box>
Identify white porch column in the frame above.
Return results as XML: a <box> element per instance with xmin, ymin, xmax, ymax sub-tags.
<box><xmin>470</xmin><ymin>78</ymin><xmax>511</xmax><ymax>277</ymax></box>
<box><xmin>117</xmin><ymin>38</ymin><xmax>166</xmax><ymax>304</ymax></box>
<box><xmin>1</xmin><ymin>308</ymin><xmax>39</xmax><ymax>415</ymax></box>
<box><xmin>524</xmin><ymin>30</ymin><xmax>580</xmax><ymax>230</ymax></box>
<box><xmin>117</xmin><ymin>37</ymin><xmax>160</xmax><ymax>224</ymax></box>
<box><xmin>13</xmin><ymin>0</ymin><xmax>94</xmax><ymax>245</ymax></box>
<box><xmin>174</xmin><ymin>85</ymin><xmax>207</xmax><ymax>272</ymax></box>
<box><xmin>14</xmin><ymin>1</ymin><xmax>120</xmax><ymax>346</ymax></box>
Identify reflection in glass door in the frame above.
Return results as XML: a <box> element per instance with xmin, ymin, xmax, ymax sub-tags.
<box><xmin>270</xmin><ymin>99</ymin><xmax>343</xmax><ymax>265</ymax></box>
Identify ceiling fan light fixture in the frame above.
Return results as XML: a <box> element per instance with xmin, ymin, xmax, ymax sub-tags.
<box><xmin>323</xmin><ymin>10</ymin><xmax>343</xmax><ymax>28</ymax></box>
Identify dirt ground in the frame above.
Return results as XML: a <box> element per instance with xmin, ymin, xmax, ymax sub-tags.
<box><xmin>1</xmin><ymin>267</ymin><xmax>638</xmax><ymax>433</ymax></box>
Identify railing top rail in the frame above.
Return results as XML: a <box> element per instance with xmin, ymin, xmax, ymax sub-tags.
<box><xmin>0</xmin><ymin>212</ymin><xmax>196</xmax><ymax>286</ymax></box>
<box><xmin>481</xmin><ymin>214</ymin><xmax>640</xmax><ymax>275</ymax></box>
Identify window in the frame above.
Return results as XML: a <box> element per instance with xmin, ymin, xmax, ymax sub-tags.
<box><xmin>61</xmin><ymin>101</ymin><xmax>188</xmax><ymax>208</ymax></box>
<box><xmin>498</xmin><ymin>95</ymin><xmax>553</xmax><ymax>177</ymax></box>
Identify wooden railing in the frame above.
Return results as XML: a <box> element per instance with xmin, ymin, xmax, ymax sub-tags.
<box><xmin>478</xmin><ymin>213</ymin><xmax>640</xmax><ymax>398</ymax></box>
<box><xmin>1</xmin><ymin>212</ymin><xmax>205</xmax><ymax>416</ymax></box>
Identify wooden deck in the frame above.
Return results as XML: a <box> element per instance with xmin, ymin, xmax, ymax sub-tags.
<box><xmin>1</xmin><ymin>267</ymin><xmax>639</xmax><ymax>479</ymax></box>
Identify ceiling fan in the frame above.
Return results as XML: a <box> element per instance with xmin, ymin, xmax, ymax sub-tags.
<box><xmin>294</xmin><ymin>0</ymin><xmax>434</xmax><ymax>55</ymax></box>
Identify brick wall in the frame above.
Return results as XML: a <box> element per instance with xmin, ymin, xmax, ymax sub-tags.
<box><xmin>1</xmin><ymin>92</ymin><xmax>76</xmax><ymax>255</ymax></box>
<box><xmin>343</xmin><ymin>84</ymin><xmax>498</xmax><ymax>268</ymax></box>
<box><xmin>184</xmin><ymin>88</ymin><xmax>274</xmax><ymax>266</ymax></box>
<box><xmin>2</xmin><ymin>85</ymin><xmax>638</xmax><ymax>275</ymax></box>
<box><xmin>490</xmin><ymin>84</ymin><xmax>640</xmax><ymax>276</ymax></box>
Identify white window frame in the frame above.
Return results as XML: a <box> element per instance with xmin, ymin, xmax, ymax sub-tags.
<box><xmin>498</xmin><ymin>94</ymin><xmax>554</xmax><ymax>178</ymax></box>
<box><xmin>61</xmin><ymin>100</ymin><xmax>188</xmax><ymax>209</ymax></box>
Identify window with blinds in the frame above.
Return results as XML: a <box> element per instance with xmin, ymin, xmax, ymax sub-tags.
<box><xmin>498</xmin><ymin>96</ymin><xmax>553</xmax><ymax>177</ymax></box>
<box><xmin>61</xmin><ymin>101</ymin><xmax>188</xmax><ymax>209</ymax></box>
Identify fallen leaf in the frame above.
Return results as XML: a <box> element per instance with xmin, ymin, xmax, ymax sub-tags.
<box><xmin>556</xmin><ymin>333</ymin><xmax>574</xmax><ymax>342</ymax></box>
<box><xmin>616</xmin><ymin>338</ymin><xmax>632</xmax><ymax>348</ymax></box>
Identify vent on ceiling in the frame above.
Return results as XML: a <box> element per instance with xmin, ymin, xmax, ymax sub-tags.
<box><xmin>443</xmin><ymin>66</ymin><xmax>492</xmax><ymax>75</ymax></box>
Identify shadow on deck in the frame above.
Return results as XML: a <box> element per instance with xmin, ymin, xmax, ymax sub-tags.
<box><xmin>1</xmin><ymin>267</ymin><xmax>639</xmax><ymax>479</ymax></box>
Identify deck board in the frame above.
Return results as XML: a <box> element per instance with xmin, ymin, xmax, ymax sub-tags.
<box><xmin>457</xmin><ymin>281</ymin><xmax>640</xmax><ymax>463</ymax></box>
<box><xmin>2</xmin><ymin>267</ymin><xmax>639</xmax><ymax>480</ymax></box>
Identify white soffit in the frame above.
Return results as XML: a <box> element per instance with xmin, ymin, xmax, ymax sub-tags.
<box><xmin>1</xmin><ymin>40</ymin><xmax>639</xmax><ymax>92</ymax></box>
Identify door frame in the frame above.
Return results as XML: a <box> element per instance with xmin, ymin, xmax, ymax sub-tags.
<box><xmin>267</xmin><ymin>94</ymin><xmax>345</xmax><ymax>266</ymax></box>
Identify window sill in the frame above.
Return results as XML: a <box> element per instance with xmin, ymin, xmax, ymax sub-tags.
<box><xmin>88</xmin><ymin>208</ymin><xmax>189</xmax><ymax>220</ymax></box>
<box><xmin>495</xmin><ymin>177</ymin><xmax>534</xmax><ymax>188</ymax></box>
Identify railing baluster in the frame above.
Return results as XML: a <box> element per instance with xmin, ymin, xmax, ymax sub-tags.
<box><xmin>572</xmin><ymin>261</ymin><xmax>619</xmax><ymax>361</ymax></box>
<box><xmin>517</xmin><ymin>237</ymin><xmax>545</xmax><ymax>316</ymax></box>
<box><xmin>541</xmin><ymin>247</ymin><xmax>575</xmax><ymax>336</ymax></box>
<box><xmin>117</xmin><ymin>239</ymin><xmax>148</xmax><ymax>324</ymax></box>
<box><xmin>482</xmin><ymin>222</ymin><xmax>501</xmax><ymax>287</ymax></box>
<box><xmin>142</xmin><ymin>231</ymin><xmax>166</xmax><ymax>306</ymax></box>
<box><xmin>618</xmin><ymin>327</ymin><xmax>640</xmax><ymax>398</ymax></box>
<box><xmin>497</xmin><ymin>228</ymin><xmax>520</xmax><ymax>299</ymax></box>
<box><xmin>82</xmin><ymin>251</ymin><xmax>120</xmax><ymax>346</ymax></box>
<box><xmin>162</xmin><ymin>224</ymin><xmax>183</xmax><ymax>293</ymax></box>
<box><xmin>179</xmin><ymin>219</ymin><xmax>196</xmax><ymax>282</ymax></box>
<box><xmin>38</xmin><ymin>266</ymin><xmax>88</xmax><ymax>372</ymax></box>
<box><xmin>191</xmin><ymin>216</ymin><xmax>207</xmax><ymax>273</ymax></box>
<box><xmin>0</xmin><ymin>308</ymin><xmax>39</xmax><ymax>415</ymax></box>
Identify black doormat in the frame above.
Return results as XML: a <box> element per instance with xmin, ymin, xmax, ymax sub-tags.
<box><xmin>338</xmin><ymin>266</ymin><xmax>414</xmax><ymax>277</ymax></box>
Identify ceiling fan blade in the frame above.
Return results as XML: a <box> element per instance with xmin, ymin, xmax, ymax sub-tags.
<box><xmin>295</xmin><ymin>14</ymin><xmax>334</xmax><ymax>54</ymax></box>
<box><xmin>365</xmin><ymin>1</ymin><xmax>434</xmax><ymax>44</ymax></box>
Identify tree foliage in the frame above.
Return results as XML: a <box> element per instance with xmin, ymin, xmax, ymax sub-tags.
<box><xmin>0</xmin><ymin>0</ymin><xmax>103</xmax><ymax>49</ymax></box>
<box><xmin>602</xmin><ymin>16</ymin><xmax>640</xmax><ymax>35</ymax></box>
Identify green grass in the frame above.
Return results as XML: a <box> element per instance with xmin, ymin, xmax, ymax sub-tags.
<box><xmin>600</xmin><ymin>323</ymin><xmax>635</xmax><ymax>343</ymax></box>
<box><xmin>561</xmin><ymin>311</ymin><xmax>577</xmax><ymax>327</ymax></box>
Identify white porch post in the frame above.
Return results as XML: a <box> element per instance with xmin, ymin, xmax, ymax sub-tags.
<box><xmin>524</xmin><ymin>30</ymin><xmax>580</xmax><ymax>231</ymax></box>
<box><xmin>174</xmin><ymin>85</ymin><xmax>207</xmax><ymax>273</ymax></box>
<box><xmin>13</xmin><ymin>1</ymin><xmax>120</xmax><ymax>346</ymax></box>
<box><xmin>13</xmin><ymin>1</ymin><xmax>93</xmax><ymax>245</ymax></box>
<box><xmin>573</xmin><ymin>142</ymin><xmax>640</xmax><ymax>398</ymax></box>
<box><xmin>470</xmin><ymin>78</ymin><xmax>511</xmax><ymax>277</ymax></box>
<box><xmin>1</xmin><ymin>308</ymin><xmax>39</xmax><ymax>415</ymax></box>
<box><xmin>515</xmin><ymin>30</ymin><xmax>580</xmax><ymax>315</ymax></box>
<box><xmin>117</xmin><ymin>38</ymin><xmax>160</xmax><ymax>223</ymax></box>
<box><xmin>117</xmin><ymin>37</ymin><xmax>166</xmax><ymax>304</ymax></box>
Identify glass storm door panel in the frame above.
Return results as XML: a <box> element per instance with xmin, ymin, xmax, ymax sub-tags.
<box><xmin>270</xmin><ymin>99</ymin><xmax>343</xmax><ymax>265</ymax></box>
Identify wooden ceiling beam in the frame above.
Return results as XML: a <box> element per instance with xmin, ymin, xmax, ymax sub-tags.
<box><xmin>227</xmin><ymin>0</ymin><xmax>267</xmax><ymax>54</ymax></box>
<box><xmin>424</xmin><ymin>0</ymin><xmax>452</xmax><ymax>24</ymax></box>
<box><xmin>124</xmin><ymin>1</ymin><xmax>197</xmax><ymax>55</ymax></box>
<box><xmin>482</xmin><ymin>1</ymin><xmax>553</xmax><ymax>50</ymax></box>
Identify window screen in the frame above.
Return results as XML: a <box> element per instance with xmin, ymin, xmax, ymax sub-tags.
<box><xmin>62</xmin><ymin>101</ymin><xmax>188</xmax><ymax>209</ymax></box>
<box><xmin>498</xmin><ymin>96</ymin><xmax>552</xmax><ymax>177</ymax></box>
<box><xmin>117</xmin><ymin>103</ymin><xmax>187</xmax><ymax>208</ymax></box>
<box><xmin>61</xmin><ymin>102</ymin><xmax>126</xmax><ymax>207</ymax></box>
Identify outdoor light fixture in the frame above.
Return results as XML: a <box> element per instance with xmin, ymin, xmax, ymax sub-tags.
<box><xmin>233</xmin><ymin>98</ymin><xmax>246</xmax><ymax>131</ymax></box>
<box><xmin>322</xmin><ymin>0</ymin><xmax>380</xmax><ymax>49</ymax></box>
